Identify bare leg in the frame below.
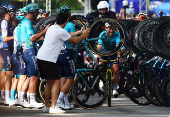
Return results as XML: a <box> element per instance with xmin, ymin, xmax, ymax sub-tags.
<box><xmin>44</xmin><ymin>80</ymin><xmax>53</xmax><ymax>108</ymax></box>
<box><xmin>51</xmin><ymin>79</ymin><xmax>60</xmax><ymax>108</ymax></box>
<box><xmin>0</xmin><ymin>71</ymin><xmax>6</xmax><ymax>91</ymax></box>
<box><xmin>28</xmin><ymin>76</ymin><xmax>38</xmax><ymax>93</ymax></box>
<box><xmin>61</xmin><ymin>79</ymin><xmax>74</xmax><ymax>95</ymax></box>
<box><xmin>17</xmin><ymin>75</ymin><xmax>27</xmax><ymax>93</ymax></box>
<box><xmin>60</xmin><ymin>77</ymin><xmax>66</xmax><ymax>90</ymax></box>
<box><xmin>112</xmin><ymin>64</ymin><xmax>119</xmax><ymax>84</ymax></box>
<box><xmin>21</xmin><ymin>78</ymin><xmax>30</xmax><ymax>92</ymax></box>
<box><xmin>5</xmin><ymin>71</ymin><xmax>13</xmax><ymax>91</ymax></box>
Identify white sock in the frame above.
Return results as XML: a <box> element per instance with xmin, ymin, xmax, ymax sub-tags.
<box><xmin>18</xmin><ymin>91</ymin><xmax>25</xmax><ymax>103</ymax></box>
<box><xmin>57</xmin><ymin>92</ymin><xmax>65</xmax><ymax>104</ymax></box>
<box><xmin>113</xmin><ymin>84</ymin><xmax>119</xmax><ymax>91</ymax></box>
<box><xmin>1</xmin><ymin>90</ymin><xmax>5</xmax><ymax>99</ymax></box>
<box><xmin>5</xmin><ymin>90</ymin><xmax>11</xmax><ymax>102</ymax></box>
<box><xmin>27</xmin><ymin>93</ymin><xmax>30</xmax><ymax>104</ymax></box>
<box><xmin>64</xmin><ymin>93</ymin><xmax>70</xmax><ymax>105</ymax></box>
<box><xmin>29</xmin><ymin>93</ymin><xmax>37</xmax><ymax>104</ymax></box>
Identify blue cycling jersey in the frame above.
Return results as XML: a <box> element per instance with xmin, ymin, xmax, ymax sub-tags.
<box><xmin>62</xmin><ymin>22</ymin><xmax>76</xmax><ymax>50</ymax></box>
<box><xmin>98</xmin><ymin>31</ymin><xmax>120</xmax><ymax>51</ymax></box>
<box><xmin>0</xmin><ymin>20</ymin><xmax>15</xmax><ymax>48</ymax></box>
<box><xmin>17</xmin><ymin>18</ymin><xmax>36</xmax><ymax>50</ymax></box>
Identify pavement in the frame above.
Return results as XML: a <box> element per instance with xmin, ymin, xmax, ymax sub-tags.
<box><xmin>0</xmin><ymin>95</ymin><xmax>170</xmax><ymax>117</ymax></box>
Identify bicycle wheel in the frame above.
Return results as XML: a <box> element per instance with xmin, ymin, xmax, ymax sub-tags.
<box><xmin>119</xmin><ymin>67</ymin><xmax>133</xmax><ymax>96</ymax></box>
<box><xmin>107</xmin><ymin>70</ymin><xmax>112</xmax><ymax>107</ymax></box>
<box><xmin>88</xmin><ymin>18</ymin><xmax>125</xmax><ymax>56</ymax></box>
<box><xmin>126</xmin><ymin>70</ymin><xmax>150</xmax><ymax>105</ymax></box>
<box><xmin>162</xmin><ymin>76</ymin><xmax>170</xmax><ymax>107</ymax></box>
<box><xmin>155</xmin><ymin>76</ymin><xmax>165</xmax><ymax>105</ymax></box>
<box><xmin>144</xmin><ymin>72</ymin><xmax>162</xmax><ymax>106</ymax></box>
<box><xmin>72</xmin><ymin>72</ymin><xmax>109</xmax><ymax>109</ymax></box>
<box><xmin>39</xmin><ymin>80</ymin><xmax>46</xmax><ymax>102</ymax></box>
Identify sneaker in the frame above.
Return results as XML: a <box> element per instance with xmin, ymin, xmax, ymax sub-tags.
<box><xmin>15</xmin><ymin>101</ymin><xmax>30</xmax><ymax>108</ymax></box>
<box><xmin>43</xmin><ymin>106</ymin><xmax>50</xmax><ymax>113</ymax></box>
<box><xmin>69</xmin><ymin>104</ymin><xmax>74</xmax><ymax>109</ymax></box>
<box><xmin>4</xmin><ymin>100</ymin><xmax>10</xmax><ymax>105</ymax></box>
<box><xmin>49</xmin><ymin>106</ymin><xmax>66</xmax><ymax>114</ymax></box>
<box><xmin>29</xmin><ymin>102</ymin><xmax>44</xmax><ymax>109</ymax></box>
<box><xmin>57</xmin><ymin>102</ymin><xmax>71</xmax><ymax>110</ymax></box>
<box><xmin>9</xmin><ymin>100</ymin><xmax>15</xmax><ymax>107</ymax></box>
<box><xmin>113</xmin><ymin>90</ymin><xmax>119</xmax><ymax>98</ymax></box>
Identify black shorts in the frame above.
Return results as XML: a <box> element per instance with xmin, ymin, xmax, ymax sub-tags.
<box><xmin>37</xmin><ymin>59</ymin><xmax>60</xmax><ymax>80</ymax></box>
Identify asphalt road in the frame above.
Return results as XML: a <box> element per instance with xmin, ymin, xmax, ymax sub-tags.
<box><xmin>0</xmin><ymin>95</ymin><xmax>170</xmax><ymax>117</ymax></box>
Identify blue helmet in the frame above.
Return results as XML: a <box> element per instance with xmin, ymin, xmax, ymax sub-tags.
<box><xmin>3</xmin><ymin>5</ymin><xmax>16</xmax><ymax>13</ymax></box>
<box><xmin>16</xmin><ymin>8</ymin><xmax>25</xmax><ymax>20</ymax></box>
<box><xmin>59</xmin><ymin>5</ymin><xmax>71</xmax><ymax>13</ymax></box>
<box><xmin>25</xmin><ymin>3</ymin><xmax>40</xmax><ymax>13</ymax></box>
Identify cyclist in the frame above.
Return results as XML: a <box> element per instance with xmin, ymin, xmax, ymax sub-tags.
<box><xmin>0</xmin><ymin>4</ymin><xmax>16</xmax><ymax>104</ymax></box>
<box><xmin>16</xmin><ymin>3</ymin><xmax>49</xmax><ymax>108</ymax></box>
<box><xmin>37</xmin><ymin>9</ymin><xmax>44</xmax><ymax>19</ymax></box>
<box><xmin>56</xmin><ymin>5</ymin><xmax>85</xmax><ymax>110</ymax></box>
<box><xmin>86</xmin><ymin>1</ymin><xmax>116</xmax><ymax>23</ymax></box>
<box><xmin>0</xmin><ymin>7</ymin><xmax>5</xmax><ymax>104</ymax></box>
<box><xmin>136</xmin><ymin>12</ymin><xmax>147</xmax><ymax>21</ymax></box>
<box><xmin>97</xmin><ymin>22</ymin><xmax>121</xmax><ymax>98</ymax></box>
<box><xmin>37</xmin><ymin>12</ymin><xmax>90</xmax><ymax>113</ymax></box>
<box><xmin>43</xmin><ymin>11</ymin><xmax>50</xmax><ymax>17</ymax></box>
<box><xmin>9</xmin><ymin>8</ymin><xmax>26</xmax><ymax>107</ymax></box>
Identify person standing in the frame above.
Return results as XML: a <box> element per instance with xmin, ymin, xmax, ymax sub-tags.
<box><xmin>37</xmin><ymin>12</ymin><xmax>90</xmax><ymax>113</ymax></box>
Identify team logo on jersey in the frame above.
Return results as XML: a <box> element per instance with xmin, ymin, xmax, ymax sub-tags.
<box><xmin>29</xmin><ymin>34</ymin><xmax>33</xmax><ymax>36</ymax></box>
<box><xmin>3</xmin><ymin>28</ymin><xmax>7</xmax><ymax>32</ymax></box>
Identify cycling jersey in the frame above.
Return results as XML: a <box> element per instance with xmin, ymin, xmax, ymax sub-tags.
<box><xmin>17</xmin><ymin>18</ymin><xmax>38</xmax><ymax>77</ymax></box>
<box><xmin>62</xmin><ymin>22</ymin><xmax>76</xmax><ymax>50</ymax></box>
<box><xmin>13</xmin><ymin>26</ymin><xmax>26</xmax><ymax>76</ymax></box>
<box><xmin>98</xmin><ymin>31</ymin><xmax>120</xmax><ymax>51</ymax></box>
<box><xmin>18</xmin><ymin>18</ymin><xmax>36</xmax><ymax>50</ymax></box>
<box><xmin>0</xmin><ymin>19</ymin><xmax>15</xmax><ymax>48</ymax></box>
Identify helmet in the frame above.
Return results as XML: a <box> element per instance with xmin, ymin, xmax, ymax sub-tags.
<box><xmin>46</xmin><ymin>11</ymin><xmax>50</xmax><ymax>14</ymax></box>
<box><xmin>97</xmin><ymin>1</ymin><xmax>109</xmax><ymax>11</ymax></box>
<box><xmin>137</xmin><ymin>12</ymin><xmax>147</xmax><ymax>20</ymax></box>
<box><xmin>3</xmin><ymin>5</ymin><xmax>16</xmax><ymax>13</ymax></box>
<box><xmin>16</xmin><ymin>8</ymin><xmax>25</xmax><ymax>20</ymax></box>
<box><xmin>105</xmin><ymin>21</ymin><xmax>115</xmax><ymax>29</ymax></box>
<box><xmin>25</xmin><ymin>3</ymin><xmax>40</xmax><ymax>13</ymax></box>
<box><xmin>21</xmin><ymin>6</ymin><xmax>27</xmax><ymax>13</ymax></box>
<box><xmin>59</xmin><ymin>5</ymin><xmax>71</xmax><ymax>13</ymax></box>
<box><xmin>39</xmin><ymin>9</ymin><xmax>43</xmax><ymax>14</ymax></box>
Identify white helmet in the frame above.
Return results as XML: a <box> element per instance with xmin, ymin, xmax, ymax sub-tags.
<box><xmin>97</xmin><ymin>1</ymin><xmax>109</xmax><ymax>11</ymax></box>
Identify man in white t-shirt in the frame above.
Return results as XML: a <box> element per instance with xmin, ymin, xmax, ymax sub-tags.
<box><xmin>37</xmin><ymin>12</ymin><xmax>90</xmax><ymax>114</ymax></box>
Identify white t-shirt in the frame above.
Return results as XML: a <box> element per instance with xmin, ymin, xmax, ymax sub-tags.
<box><xmin>37</xmin><ymin>25</ymin><xmax>71</xmax><ymax>63</ymax></box>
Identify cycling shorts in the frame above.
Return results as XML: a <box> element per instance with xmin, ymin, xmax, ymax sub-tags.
<box><xmin>0</xmin><ymin>47</ymin><xmax>13</xmax><ymax>71</ymax></box>
<box><xmin>12</xmin><ymin>49</ymin><xmax>26</xmax><ymax>77</ymax></box>
<box><xmin>100</xmin><ymin>54</ymin><xmax>118</xmax><ymax>65</ymax></box>
<box><xmin>37</xmin><ymin>59</ymin><xmax>60</xmax><ymax>80</ymax></box>
<box><xmin>23</xmin><ymin>48</ymin><xmax>38</xmax><ymax>77</ymax></box>
<box><xmin>57</xmin><ymin>49</ymin><xmax>75</xmax><ymax>79</ymax></box>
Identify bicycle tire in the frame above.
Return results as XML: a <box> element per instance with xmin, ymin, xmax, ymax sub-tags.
<box><xmin>88</xmin><ymin>18</ymin><xmax>125</xmax><ymax>56</ymax></box>
<box><xmin>107</xmin><ymin>70</ymin><xmax>112</xmax><ymax>107</ymax></box>
<box><xmin>152</xmin><ymin>18</ymin><xmax>170</xmax><ymax>59</ymax></box>
<box><xmin>72</xmin><ymin>72</ymin><xmax>109</xmax><ymax>109</ymax></box>
<box><xmin>135</xmin><ymin>19</ymin><xmax>160</xmax><ymax>56</ymax></box>
<box><xmin>155</xmin><ymin>76</ymin><xmax>165</xmax><ymax>105</ymax></box>
<box><xmin>126</xmin><ymin>70</ymin><xmax>150</xmax><ymax>105</ymax></box>
<box><xmin>161</xmin><ymin>76</ymin><xmax>170</xmax><ymax>107</ymax></box>
<box><xmin>118</xmin><ymin>67</ymin><xmax>133</xmax><ymax>96</ymax></box>
<box><xmin>144</xmin><ymin>72</ymin><xmax>162</xmax><ymax>106</ymax></box>
<box><xmin>39</xmin><ymin>80</ymin><xmax>46</xmax><ymax>102</ymax></box>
